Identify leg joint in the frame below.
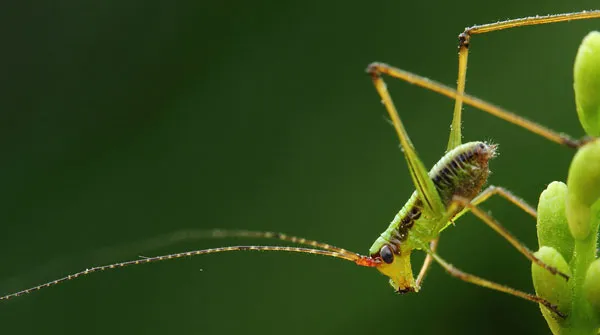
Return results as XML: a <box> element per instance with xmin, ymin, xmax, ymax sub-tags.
<box><xmin>365</xmin><ymin>62</ymin><xmax>384</xmax><ymax>78</ymax></box>
<box><xmin>458</xmin><ymin>31</ymin><xmax>471</xmax><ymax>49</ymax></box>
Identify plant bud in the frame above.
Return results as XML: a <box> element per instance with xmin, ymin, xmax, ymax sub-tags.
<box><xmin>537</xmin><ymin>182</ymin><xmax>574</xmax><ymax>261</ymax></box>
<box><xmin>574</xmin><ymin>31</ymin><xmax>600</xmax><ymax>136</ymax></box>
<box><xmin>532</xmin><ymin>247</ymin><xmax>572</xmax><ymax>318</ymax></box>
<box><xmin>583</xmin><ymin>259</ymin><xmax>600</xmax><ymax>318</ymax></box>
<box><xmin>566</xmin><ymin>139</ymin><xmax>600</xmax><ymax>240</ymax></box>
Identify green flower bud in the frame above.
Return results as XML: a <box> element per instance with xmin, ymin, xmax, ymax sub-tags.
<box><xmin>537</xmin><ymin>182</ymin><xmax>574</xmax><ymax>261</ymax></box>
<box><xmin>532</xmin><ymin>246</ymin><xmax>572</xmax><ymax>322</ymax></box>
<box><xmin>574</xmin><ymin>31</ymin><xmax>600</xmax><ymax>136</ymax></box>
<box><xmin>566</xmin><ymin>139</ymin><xmax>600</xmax><ymax>240</ymax></box>
<box><xmin>583</xmin><ymin>259</ymin><xmax>600</xmax><ymax>318</ymax></box>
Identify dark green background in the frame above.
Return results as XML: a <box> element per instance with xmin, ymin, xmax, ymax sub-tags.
<box><xmin>1</xmin><ymin>1</ymin><xmax>598</xmax><ymax>334</ymax></box>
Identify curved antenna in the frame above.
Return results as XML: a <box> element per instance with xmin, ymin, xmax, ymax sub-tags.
<box><xmin>205</xmin><ymin>229</ymin><xmax>354</xmax><ymax>254</ymax></box>
<box><xmin>0</xmin><ymin>245</ymin><xmax>380</xmax><ymax>301</ymax></box>
<box><xmin>98</xmin><ymin>229</ymin><xmax>362</xmax><ymax>256</ymax></box>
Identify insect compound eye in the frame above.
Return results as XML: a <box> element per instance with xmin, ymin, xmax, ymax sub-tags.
<box><xmin>380</xmin><ymin>244</ymin><xmax>395</xmax><ymax>264</ymax></box>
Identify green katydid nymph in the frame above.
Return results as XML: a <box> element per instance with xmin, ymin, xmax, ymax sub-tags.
<box><xmin>3</xmin><ymin>10</ymin><xmax>600</xmax><ymax>319</ymax></box>
<box><xmin>367</xmin><ymin>140</ymin><xmax>498</xmax><ymax>293</ymax></box>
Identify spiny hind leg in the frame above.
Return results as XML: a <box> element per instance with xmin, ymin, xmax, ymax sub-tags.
<box><xmin>453</xmin><ymin>185</ymin><xmax>536</xmax><ymax>222</ymax></box>
<box><xmin>366</xmin><ymin>62</ymin><xmax>582</xmax><ymax>149</ymax></box>
<box><xmin>415</xmin><ymin>238</ymin><xmax>438</xmax><ymax>288</ymax></box>
<box><xmin>418</xmin><ymin>240</ymin><xmax>565</xmax><ymax>318</ymax></box>
<box><xmin>449</xmin><ymin>10</ymin><xmax>600</xmax><ymax>150</ymax></box>
<box><xmin>451</xmin><ymin>195</ymin><xmax>569</xmax><ymax>281</ymax></box>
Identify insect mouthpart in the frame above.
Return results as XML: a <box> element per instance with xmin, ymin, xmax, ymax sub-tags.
<box><xmin>396</xmin><ymin>286</ymin><xmax>416</xmax><ymax>294</ymax></box>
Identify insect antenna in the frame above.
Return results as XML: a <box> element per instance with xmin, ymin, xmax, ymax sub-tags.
<box><xmin>204</xmin><ymin>229</ymin><xmax>355</xmax><ymax>254</ymax></box>
<box><xmin>1</xmin><ymin>243</ymin><xmax>380</xmax><ymax>301</ymax></box>
<box><xmin>112</xmin><ymin>229</ymin><xmax>361</xmax><ymax>256</ymax></box>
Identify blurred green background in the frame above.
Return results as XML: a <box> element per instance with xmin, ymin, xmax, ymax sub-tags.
<box><xmin>1</xmin><ymin>1</ymin><xmax>598</xmax><ymax>334</ymax></box>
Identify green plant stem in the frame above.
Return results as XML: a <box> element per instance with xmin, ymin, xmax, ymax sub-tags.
<box><xmin>564</xmin><ymin>200</ymin><xmax>600</xmax><ymax>335</ymax></box>
<box><xmin>566</xmin><ymin>234</ymin><xmax>597</xmax><ymax>334</ymax></box>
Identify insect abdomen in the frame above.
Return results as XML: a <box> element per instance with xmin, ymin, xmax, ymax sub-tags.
<box><xmin>430</xmin><ymin>141</ymin><xmax>496</xmax><ymax>207</ymax></box>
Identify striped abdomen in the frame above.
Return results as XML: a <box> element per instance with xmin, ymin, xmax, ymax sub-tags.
<box><xmin>430</xmin><ymin>141</ymin><xmax>496</xmax><ymax>207</ymax></box>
